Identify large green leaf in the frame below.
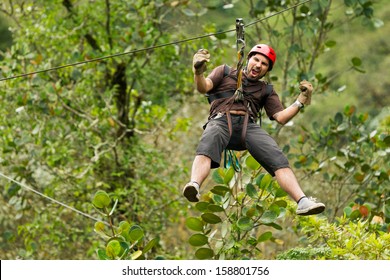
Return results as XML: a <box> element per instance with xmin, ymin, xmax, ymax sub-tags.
<box><xmin>259</xmin><ymin>210</ymin><xmax>277</xmax><ymax>224</ymax></box>
<box><xmin>195</xmin><ymin>248</ymin><xmax>214</xmax><ymax>260</ymax></box>
<box><xmin>106</xmin><ymin>240</ymin><xmax>122</xmax><ymax>258</ymax></box>
<box><xmin>237</xmin><ymin>217</ymin><xmax>254</xmax><ymax>231</ymax></box>
<box><xmin>188</xmin><ymin>234</ymin><xmax>208</xmax><ymax>246</ymax></box>
<box><xmin>208</xmin><ymin>204</ymin><xmax>224</xmax><ymax>212</ymax></box>
<box><xmin>186</xmin><ymin>217</ymin><xmax>204</xmax><ymax>232</ymax></box>
<box><xmin>92</xmin><ymin>190</ymin><xmax>111</xmax><ymax>209</ymax></box>
<box><xmin>246</xmin><ymin>183</ymin><xmax>258</xmax><ymax>199</ymax></box>
<box><xmin>259</xmin><ymin>174</ymin><xmax>273</xmax><ymax>190</ymax></box>
<box><xmin>274</xmin><ymin>187</ymin><xmax>288</xmax><ymax>198</ymax></box>
<box><xmin>273</xmin><ymin>200</ymin><xmax>288</xmax><ymax>208</ymax></box>
<box><xmin>224</xmin><ymin>167</ymin><xmax>235</xmax><ymax>184</ymax></box>
<box><xmin>195</xmin><ymin>202</ymin><xmax>210</xmax><ymax>212</ymax></box>
<box><xmin>212</xmin><ymin>168</ymin><xmax>225</xmax><ymax>184</ymax></box>
<box><xmin>201</xmin><ymin>213</ymin><xmax>222</xmax><ymax>224</ymax></box>
<box><xmin>210</xmin><ymin>185</ymin><xmax>231</xmax><ymax>196</ymax></box>
<box><xmin>258</xmin><ymin>231</ymin><xmax>273</xmax><ymax>243</ymax></box>
<box><xmin>246</xmin><ymin>155</ymin><xmax>260</xmax><ymax>170</ymax></box>
<box><xmin>129</xmin><ymin>226</ymin><xmax>144</xmax><ymax>242</ymax></box>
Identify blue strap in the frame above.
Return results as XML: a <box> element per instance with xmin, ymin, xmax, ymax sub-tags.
<box><xmin>224</xmin><ymin>149</ymin><xmax>241</xmax><ymax>172</ymax></box>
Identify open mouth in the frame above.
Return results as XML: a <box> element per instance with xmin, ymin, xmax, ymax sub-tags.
<box><xmin>251</xmin><ymin>69</ymin><xmax>260</xmax><ymax>76</ymax></box>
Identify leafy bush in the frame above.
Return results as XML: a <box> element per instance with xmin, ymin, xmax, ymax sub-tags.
<box><xmin>92</xmin><ymin>190</ymin><xmax>159</xmax><ymax>260</ymax></box>
<box><xmin>276</xmin><ymin>247</ymin><xmax>331</xmax><ymax>260</ymax></box>
<box><xmin>286</xmin><ymin>106</ymin><xmax>390</xmax><ymax>220</ymax></box>
<box><xmin>281</xmin><ymin>203</ymin><xmax>390</xmax><ymax>260</ymax></box>
<box><xmin>186</xmin><ymin>153</ymin><xmax>292</xmax><ymax>260</ymax></box>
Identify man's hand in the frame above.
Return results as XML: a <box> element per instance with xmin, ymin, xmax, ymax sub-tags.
<box><xmin>193</xmin><ymin>49</ymin><xmax>210</xmax><ymax>75</ymax></box>
<box><xmin>297</xmin><ymin>80</ymin><xmax>313</xmax><ymax>105</ymax></box>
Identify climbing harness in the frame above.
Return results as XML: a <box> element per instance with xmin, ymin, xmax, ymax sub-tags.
<box><xmin>223</xmin><ymin>18</ymin><xmax>247</xmax><ymax>171</ymax></box>
<box><xmin>219</xmin><ymin>20</ymin><xmax>274</xmax><ymax>171</ymax></box>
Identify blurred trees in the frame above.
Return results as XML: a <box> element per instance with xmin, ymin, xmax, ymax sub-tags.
<box><xmin>0</xmin><ymin>0</ymin><xmax>388</xmax><ymax>259</ymax></box>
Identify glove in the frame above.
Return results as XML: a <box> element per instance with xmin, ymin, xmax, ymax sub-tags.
<box><xmin>297</xmin><ymin>80</ymin><xmax>313</xmax><ymax>105</ymax></box>
<box><xmin>192</xmin><ymin>49</ymin><xmax>210</xmax><ymax>75</ymax></box>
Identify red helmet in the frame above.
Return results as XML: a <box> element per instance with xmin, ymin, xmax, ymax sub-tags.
<box><xmin>247</xmin><ymin>44</ymin><xmax>276</xmax><ymax>71</ymax></box>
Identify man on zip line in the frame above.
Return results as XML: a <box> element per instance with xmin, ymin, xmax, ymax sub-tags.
<box><xmin>183</xmin><ymin>44</ymin><xmax>325</xmax><ymax>216</ymax></box>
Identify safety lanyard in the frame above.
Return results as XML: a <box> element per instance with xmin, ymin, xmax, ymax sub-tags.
<box><xmin>234</xmin><ymin>18</ymin><xmax>246</xmax><ymax>102</ymax></box>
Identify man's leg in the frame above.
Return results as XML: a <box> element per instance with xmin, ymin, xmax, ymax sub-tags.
<box><xmin>245</xmin><ymin>124</ymin><xmax>325</xmax><ymax>215</ymax></box>
<box><xmin>275</xmin><ymin>167</ymin><xmax>325</xmax><ymax>215</ymax></box>
<box><xmin>183</xmin><ymin>155</ymin><xmax>211</xmax><ymax>202</ymax></box>
<box><xmin>274</xmin><ymin>167</ymin><xmax>305</xmax><ymax>202</ymax></box>
<box><xmin>191</xmin><ymin>155</ymin><xmax>212</xmax><ymax>186</ymax></box>
<box><xmin>183</xmin><ymin>116</ymin><xmax>230</xmax><ymax>202</ymax></box>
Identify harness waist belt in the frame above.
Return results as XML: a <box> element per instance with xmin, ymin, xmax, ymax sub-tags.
<box><xmin>229</xmin><ymin>110</ymin><xmax>246</xmax><ymax>116</ymax></box>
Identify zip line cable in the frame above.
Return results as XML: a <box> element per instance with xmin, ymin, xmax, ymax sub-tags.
<box><xmin>0</xmin><ymin>171</ymin><xmax>110</xmax><ymax>226</ymax></box>
<box><xmin>0</xmin><ymin>0</ymin><xmax>312</xmax><ymax>82</ymax></box>
<box><xmin>0</xmin><ymin>0</ymin><xmax>312</xmax><ymax>222</ymax></box>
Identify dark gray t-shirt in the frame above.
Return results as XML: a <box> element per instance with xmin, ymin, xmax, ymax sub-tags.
<box><xmin>206</xmin><ymin>64</ymin><xmax>283</xmax><ymax>120</ymax></box>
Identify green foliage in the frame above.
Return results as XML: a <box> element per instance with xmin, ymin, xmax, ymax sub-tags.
<box><xmin>186</xmin><ymin>154</ymin><xmax>291</xmax><ymax>260</ymax></box>
<box><xmin>290</xmin><ymin>210</ymin><xmax>390</xmax><ymax>260</ymax></box>
<box><xmin>0</xmin><ymin>0</ymin><xmax>198</xmax><ymax>259</ymax></box>
<box><xmin>92</xmin><ymin>190</ymin><xmax>159</xmax><ymax>260</ymax></box>
<box><xmin>287</xmin><ymin>105</ymin><xmax>389</xmax><ymax>221</ymax></box>
<box><xmin>279</xmin><ymin>196</ymin><xmax>390</xmax><ymax>260</ymax></box>
<box><xmin>0</xmin><ymin>0</ymin><xmax>388</xmax><ymax>260</ymax></box>
<box><xmin>277</xmin><ymin>247</ymin><xmax>331</xmax><ymax>260</ymax></box>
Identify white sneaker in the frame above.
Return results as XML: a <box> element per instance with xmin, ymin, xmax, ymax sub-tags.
<box><xmin>183</xmin><ymin>182</ymin><xmax>200</xmax><ymax>202</ymax></box>
<box><xmin>296</xmin><ymin>197</ymin><xmax>325</xmax><ymax>216</ymax></box>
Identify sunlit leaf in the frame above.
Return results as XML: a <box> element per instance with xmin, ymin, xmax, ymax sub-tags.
<box><xmin>186</xmin><ymin>217</ymin><xmax>204</xmax><ymax>232</ymax></box>
<box><xmin>94</xmin><ymin>221</ymin><xmax>105</xmax><ymax>232</ymax></box>
<box><xmin>212</xmin><ymin>169</ymin><xmax>225</xmax><ymax>184</ymax></box>
<box><xmin>258</xmin><ymin>231</ymin><xmax>273</xmax><ymax>243</ymax></box>
<box><xmin>129</xmin><ymin>226</ymin><xmax>144</xmax><ymax>242</ymax></box>
<box><xmin>274</xmin><ymin>187</ymin><xmax>288</xmax><ymax>198</ymax></box>
<box><xmin>246</xmin><ymin>155</ymin><xmax>260</xmax><ymax>170</ymax></box>
<box><xmin>106</xmin><ymin>240</ymin><xmax>122</xmax><ymax>258</ymax></box>
<box><xmin>92</xmin><ymin>190</ymin><xmax>111</xmax><ymax>209</ymax></box>
<box><xmin>224</xmin><ymin>167</ymin><xmax>235</xmax><ymax>184</ymax></box>
<box><xmin>130</xmin><ymin>250</ymin><xmax>143</xmax><ymax>260</ymax></box>
<box><xmin>259</xmin><ymin>174</ymin><xmax>273</xmax><ymax>190</ymax></box>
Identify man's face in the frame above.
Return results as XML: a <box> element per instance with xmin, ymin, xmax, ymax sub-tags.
<box><xmin>246</xmin><ymin>53</ymin><xmax>270</xmax><ymax>80</ymax></box>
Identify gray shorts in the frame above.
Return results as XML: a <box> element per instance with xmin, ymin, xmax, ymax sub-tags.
<box><xmin>196</xmin><ymin>114</ymin><xmax>290</xmax><ymax>176</ymax></box>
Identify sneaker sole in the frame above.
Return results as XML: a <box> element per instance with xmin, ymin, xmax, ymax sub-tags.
<box><xmin>183</xmin><ymin>186</ymin><xmax>199</xmax><ymax>202</ymax></box>
<box><xmin>296</xmin><ymin>204</ymin><xmax>325</xmax><ymax>216</ymax></box>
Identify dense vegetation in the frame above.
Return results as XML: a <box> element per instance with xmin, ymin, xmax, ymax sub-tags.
<box><xmin>0</xmin><ymin>0</ymin><xmax>389</xmax><ymax>260</ymax></box>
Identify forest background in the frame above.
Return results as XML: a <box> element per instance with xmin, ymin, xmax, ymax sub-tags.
<box><xmin>0</xmin><ymin>0</ymin><xmax>389</xmax><ymax>260</ymax></box>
